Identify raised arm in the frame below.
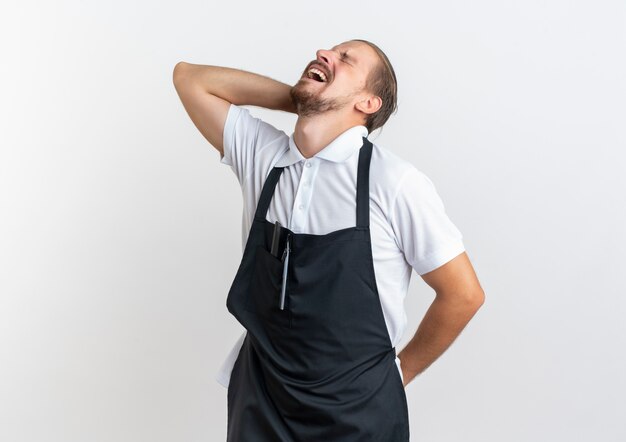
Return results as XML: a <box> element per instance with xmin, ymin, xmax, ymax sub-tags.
<box><xmin>172</xmin><ymin>62</ymin><xmax>297</xmax><ymax>156</ymax></box>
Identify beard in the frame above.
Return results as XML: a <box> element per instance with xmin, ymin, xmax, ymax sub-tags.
<box><xmin>289</xmin><ymin>82</ymin><xmax>354</xmax><ymax>117</ymax></box>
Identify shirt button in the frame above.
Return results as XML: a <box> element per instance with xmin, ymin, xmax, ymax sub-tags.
<box><xmin>306</xmin><ymin>162</ymin><xmax>312</xmax><ymax>168</ymax></box>
<box><xmin>299</xmin><ymin>204</ymin><xmax>304</xmax><ymax>210</ymax></box>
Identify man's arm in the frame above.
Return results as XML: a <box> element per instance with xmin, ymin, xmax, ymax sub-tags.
<box><xmin>398</xmin><ymin>251</ymin><xmax>485</xmax><ymax>387</ymax></box>
<box><xmin>172</xmin><ymin>62</ymin><xmax>297</xmax><ymax>156</ymax></box>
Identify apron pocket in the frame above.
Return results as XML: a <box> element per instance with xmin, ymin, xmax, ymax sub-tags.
<box><xmin>245</xmin><ymin>245</ymin><xmax>291</xmax><ymax>324</ymax></box>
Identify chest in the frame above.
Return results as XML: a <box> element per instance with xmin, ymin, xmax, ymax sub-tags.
<box><xmin>238</xmin><ymin>158</ymin><xmax>401</xmax><ymax>264</ymax></box>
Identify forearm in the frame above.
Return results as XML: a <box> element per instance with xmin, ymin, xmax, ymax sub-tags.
<box><xmin>173</xmin><ymin>62</ymin><xmax>296</xmax><ymax>113</ymax></box>
<box><xmin>398</xmin><ymin>294</ymin><xmax>482</xmax><ymax>387</ymax></box>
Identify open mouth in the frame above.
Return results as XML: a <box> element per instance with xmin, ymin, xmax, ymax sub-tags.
<box><xmin>306</xmin><ymin>66</ymin><xmax>329</xmax><ymax>83</ymax></box>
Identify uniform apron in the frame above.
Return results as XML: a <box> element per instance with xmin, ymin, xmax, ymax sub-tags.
<box><xmin>225</xmin><ymin>136</ymin><xmax>410</xmax><ymax>441</ymax></box>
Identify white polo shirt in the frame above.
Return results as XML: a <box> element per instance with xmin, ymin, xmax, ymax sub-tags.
<box><xmin>216</xmin><ymin>103</ymin><xmax>465</xmax><ymax>389</ymax></box>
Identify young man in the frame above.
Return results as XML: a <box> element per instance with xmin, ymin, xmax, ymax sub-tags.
<box><xmin>173</xmin><ymin>39</ymin><xmax>485</xmax><ymax>441</ymax></box>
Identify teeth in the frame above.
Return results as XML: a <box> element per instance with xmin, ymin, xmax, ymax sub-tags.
<box><xmin>307</xmin><ymin>67</ymin><xmax>327</xmax><ymax>82</ymax></box>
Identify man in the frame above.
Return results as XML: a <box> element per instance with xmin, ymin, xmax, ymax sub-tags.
<box><xmin>173</xmin><ymin>39</ymin><xmax>485</xmax><ymax>441</ymax></box>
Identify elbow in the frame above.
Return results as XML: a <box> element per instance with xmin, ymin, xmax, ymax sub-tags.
<box><xmin>436</xmin><ymin>288</ymin><xmax>485</xmax><ymax>310</ymax></box>
<box><xmin>173</xmin><ymin>61</ymin><xmax>190</xmax><ymax>85</ymax></box>
<box><xmin>468</xmin><ymin>289</ymin><xmax>485</xmax><ymax>310</ymax></box>
<box><xmin>451</xmin><ymin>288</ymin><xmax>485</xmax><ymax>311</ymax></box>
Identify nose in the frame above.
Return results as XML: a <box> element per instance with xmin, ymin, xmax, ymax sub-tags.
<box><xmin>316</xmin><ymin>49</ymin><xmax>333</xmax><ymax>69</ymax></box>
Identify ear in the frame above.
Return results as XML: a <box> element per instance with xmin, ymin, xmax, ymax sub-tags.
<box><xmin>355</xmin><ymin>94</ymin><xmax>382</xmax><ymax>116</ymax></box>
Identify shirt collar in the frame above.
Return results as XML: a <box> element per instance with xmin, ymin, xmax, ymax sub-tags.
<box><xmin>275</xmin><ymin>125</ymin><xmax>369</xmax><ymax>167</ymax></box>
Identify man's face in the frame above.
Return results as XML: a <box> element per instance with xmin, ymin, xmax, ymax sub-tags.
<box><xmin>290</xmin><ymin>40</ymin><xmax>380</xmax><ymax>118</ymax></box>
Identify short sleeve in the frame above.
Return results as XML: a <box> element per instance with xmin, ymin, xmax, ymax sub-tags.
<box><xmin>389</xmin><ymin>167</ymin><xmax>465</xmax><ymax>275</ymax></box>
<box><xmin>220</xmin><ymin>103</ymin><xmax>287</xmax><ymax>186</ymax></box>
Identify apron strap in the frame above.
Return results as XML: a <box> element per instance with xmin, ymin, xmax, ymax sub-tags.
<box><xmin>254</xmin><ymin>166</ymin><xmax>284</xmax><ymax>221</ymax></box>
<box><xmin>356</xmin><ymin>136</ymin><xmax>373</xmax><ymax>229</ymax></box>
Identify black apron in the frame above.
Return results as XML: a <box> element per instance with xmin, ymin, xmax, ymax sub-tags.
<box><xmin>225</xmin><ymin>137</ymin><xmax>410</xmax><ymax>441</ymax></box>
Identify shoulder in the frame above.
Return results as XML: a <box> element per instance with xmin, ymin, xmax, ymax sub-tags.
<box><xmin>369</xmin><ymin>141</ymin><xmax>431</xmax><ymax>202</ymax></box>
<box><xmin>225</xmin><ymin>103</ymin><xmax>288</xmax><ymax>142</ymax></box>
<box><xmin>369</xmin><ymin>142</ymin><xmax>465</xmax><ymax>275</ymax></box>
<box><xmin>221</xmin><ymin>103</ymin><xmax>290</xmax><ymax>185</ymax></box>
<box><xmin>369</xmin><ymin>141</ymin><xmax>452</xmax><ymax>224</ymax></box>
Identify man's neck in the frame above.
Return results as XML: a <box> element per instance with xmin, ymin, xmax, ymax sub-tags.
<box><xmin>293</xmin><ymin>112</ymin><xmax>363</xmax><ymax>159</ymax></box>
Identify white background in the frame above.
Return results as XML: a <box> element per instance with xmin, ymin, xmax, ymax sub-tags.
<box><xmin>1</xmin><ymin>1</ymin><xmax>625</xmax><ymax>441</ymax></box>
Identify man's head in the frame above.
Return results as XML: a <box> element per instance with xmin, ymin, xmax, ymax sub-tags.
<box><xmin>289</xmin><ymin>39</ymin><xmax>398</xmax><ymax>134</ymax></box>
